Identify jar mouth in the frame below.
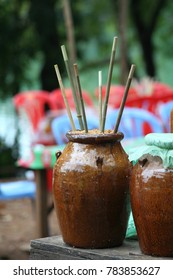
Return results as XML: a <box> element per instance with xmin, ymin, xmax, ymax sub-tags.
<box><xmin>66</xmin><ymin>129</ymin><xmax>124</xmax><ymax>144</ymax></box>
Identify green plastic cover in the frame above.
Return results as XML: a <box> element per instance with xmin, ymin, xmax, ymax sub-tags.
<box><xmin>129</xmin><ymin>133</ymin><xmax>173</xmax><ymax>168</ymax></box>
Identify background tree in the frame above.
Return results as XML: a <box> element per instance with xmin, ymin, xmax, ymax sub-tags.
<box><xmin>63</xmin><ymin>0</ymin><xmax>77</xmax><ymax>63</ymax></box>
<box><xmin>0</xmin><ymin>1</ymin><xmax>36</xmax><ymax>98</ymax></box>
<box><xmin>0</xmin><ymin>0</ymin><xmax>66</xmax><ymax>98</ymax></box>
<box><xmin>111</xmin><ymin>0</ymin><xmax>129</xmax><ymax>83</ymax></box>
<box><xmin>0</xmin><ymin>0</ymin><xmax>173</xmax><ymax>99</ymax></box>
<box><xmin>29</xmin><ymin>0</ymin><xmax>65</xmax><ymax>91</ymax></box>
<box><xmin>130</xmin><ymin>0</ymin><xmax>168</xmax><ymax>77</ymax></box>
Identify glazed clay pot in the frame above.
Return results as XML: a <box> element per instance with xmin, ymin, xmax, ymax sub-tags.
<box><xmin>53</xmin><ymin>130</ymin><xmax>131</xmax><ymax>248</ymax></box>
<box><xmin>130</xmin><ymin>155</ymin><xmax>173</xmax><ymax>257</ymax></box>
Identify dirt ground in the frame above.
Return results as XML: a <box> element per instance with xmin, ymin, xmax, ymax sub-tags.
<box><xmin>0</xmin><ymin>197</ymin><xmax>61</xmax><ymax>260</ymax></box>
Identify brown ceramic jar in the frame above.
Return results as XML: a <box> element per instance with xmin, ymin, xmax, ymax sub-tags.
<box><xmin>130</xmin><ymin>155</ymin><xmax>173</xmax><ymax>257</ymax></box>
<box><xmin>53</xmin><ymin>130</ymin><xmax>132</xmax><ymax>248</ymax></box>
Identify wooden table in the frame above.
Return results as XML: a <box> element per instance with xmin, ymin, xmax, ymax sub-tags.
<box><xmin>18</xmin><ymin>138</ymin><xmax>144</xmax><ymax>239</ymax></box>
<box><xmin>30</xmin><ymin>235</ymin><xmax>171</xmax><ymax>260</ymax></box>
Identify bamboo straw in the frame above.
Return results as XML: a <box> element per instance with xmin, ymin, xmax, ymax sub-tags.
<box><xmin>100</xmin><ymin>36</ymin><xmax>118</xmax><ymax>132</ymax></box>
<box><xmin>98</xmin><ymin>70</ymin><xmax>103</xmax><ymax>131</ymax></box>
<box><xmin>73</xmin><ymin>63</ymin><xmax>88</xmax><ymax>133</ymax></box>
<box><xmin>54</xmin><ymin>64</ymin><xmax>76</xmax><ymax>131</ymax></box>
<box><xmin>113</xmin><ymin>64</ymin><xmax>136</xmax><ymax>133</ymax></box>
<box><xmin>61</xmin><ymin>45</ymin><xmax>84</xmax><ymax>130</ymax></box>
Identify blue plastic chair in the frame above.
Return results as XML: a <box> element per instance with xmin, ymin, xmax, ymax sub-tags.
<box><xmin>51</xmin><ymin>113</ymin><xmax>99</xmax><ymax>145</ymax></box>
<box><xmin>0</xmin><ymin>180</ymin><xmax>35</xmax><ymax>201</ymax></box>
<box><xmin>158</xmin><ymin>101</ymin><xmax>173</xmax><ymax>132</ymax></box>
<box><xmin>105</xmin><ymin>108</ymin><xmax>164</xmax><ymax>138</ymax></box>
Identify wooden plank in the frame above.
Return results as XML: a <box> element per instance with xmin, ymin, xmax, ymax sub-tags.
<box><xmin>30</xmin><ymin>248</ymin><xmax>81</xmax><ymax>260</ymax></box>
<box><xmin>30</xmin><ymin>235</ymin><xmax>172</xmax><ymax>260</ymax></box>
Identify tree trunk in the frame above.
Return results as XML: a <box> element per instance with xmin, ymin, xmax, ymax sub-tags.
<box><xmin>130</xmin><ymin>0</ymin><xmax>167</xmax><ymax>77</ymax></box>
<box><xmin>118</xmin><ymin>0</ymin><xmax>129</xmax><ymax>84</ymax></box>
<box><xmin>63</xmin><ymin>0</ymin><xmax>77</xmax><ymax>63</ymax></box>
<box><xmin>110</xmin><ymin>0</ymin><xmax>129</xmax><ymax>84</ymax></box>
<box><xmin>29</xmin><ymin>0</ymin><xmax>64</xmax><ymax>91</ymax></box>
<box><xmin>138</xmin><ymin>31</ymin><xmax>155</xmax><ymax>76</ymax></box>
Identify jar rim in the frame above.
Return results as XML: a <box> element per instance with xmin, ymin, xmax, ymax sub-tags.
<box><xmin>66</xmin><ymin>129</ymin><xmax>124</xmax><ymax>144</ymax></box>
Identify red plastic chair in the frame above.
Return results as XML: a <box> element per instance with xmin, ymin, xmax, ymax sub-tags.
<box><xmin>125</xmin><ymin>93</ymin><xmax>173</xmax><ymax>117</ymax></box>
<box><xmin>13</xmin><ymin>90</ymin><xmax>53</xmax><ymax>132</ymax></box>
<box><xmin>13</xmin><ymin>90</ymin><xmax>56</xmax><ymax>192</ymax></box>
<box><xmin>49</xmin><ymin>88</ymin><xmax>94</xmax><ymax>110</ymax></box>
<box><xmin>152</xmin><ymin>82</ymin><xmax>173</xmax><ymax>98</ymax></box>
<box><xmin>95</xmin><ymin>85</ymin><xmax>138</xmax><ymax>108</ymax></box>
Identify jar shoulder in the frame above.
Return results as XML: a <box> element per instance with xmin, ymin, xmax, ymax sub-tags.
<box><xmin>55</xmin><ymin>142</ymin><xmax>131</xmax><ymax>171</ymax></box>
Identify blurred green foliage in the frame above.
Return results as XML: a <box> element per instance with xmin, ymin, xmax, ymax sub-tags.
<box><xmin>0</xmin><ymin>0</ymin><xmax>173</xmax><ymax>99</ymax></box>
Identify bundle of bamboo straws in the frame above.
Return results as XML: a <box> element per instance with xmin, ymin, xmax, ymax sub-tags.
<box><xmin>54</xmin><ymin>36</ymin><xmax>135</xmax><ymax>134</ymax></box>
